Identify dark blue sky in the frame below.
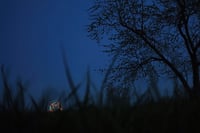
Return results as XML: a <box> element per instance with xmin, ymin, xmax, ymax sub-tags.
<box><xmin>0</xmin><ymin>0</ymin><xmax>109</xmax><ymax>99</ymax></box>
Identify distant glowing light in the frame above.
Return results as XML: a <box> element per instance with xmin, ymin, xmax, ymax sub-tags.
<box><xmin>48</xmin><ymin>101</ymin><xmax>63</xmax><ymax>112</ymax></box>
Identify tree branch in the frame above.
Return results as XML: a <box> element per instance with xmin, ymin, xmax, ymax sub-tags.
<box><xmin>194</xmin><ymin>40</ymin><xmax>200</xmax><ymax>52</ymax></box>
<box><xmin>134</xmin><ymin>57</ymin><xmax>163</xmax><ymax>71</ymax></box>
<box><xmin>177</xmin><ymin>0</ymin><xmax>195</xmax><ymax>52</ymax></box>
<box><xmin>178</xmin><ymin>23</ymin><xmax>193</xmax><ymax>58</ymax></box>
<box><xmin>114</xmin><ymin>57</ymin><xmax>163</xmax><ymax>72</ymax></box>
<box><xmin>118</xmin><ymin>10</ymin><xmax>192</xmax><ymax>95</ymax></box>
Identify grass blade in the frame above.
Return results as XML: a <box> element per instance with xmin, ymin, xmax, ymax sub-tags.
<box><xmin>60</xmin><ymin>45</ymin><xmax>81</xmax><ymax>108</ymax></box>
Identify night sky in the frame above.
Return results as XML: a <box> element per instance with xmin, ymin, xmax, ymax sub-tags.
<box><xmin>0</xmin><ymin>0</ymin><xmax>109</xmax><ymax>99</ymax></box>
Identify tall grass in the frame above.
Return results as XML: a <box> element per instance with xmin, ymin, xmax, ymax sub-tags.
<box><xmin>0</xmin><ymin>51</ymin><xmax>200</xmax><ymax>133</ymax></box>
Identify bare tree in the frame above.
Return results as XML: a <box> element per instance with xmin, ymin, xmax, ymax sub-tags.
<box><xmin>87</xmin><ymin>0</ymin><xmax>200</xmax><ymax>97</ymax></box>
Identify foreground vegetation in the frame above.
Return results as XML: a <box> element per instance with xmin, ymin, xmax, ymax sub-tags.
<box><xmin>0</xmin><ymin>63</ymin><xmax>200</xmax><ymax>133</ymax></box>
<box><xmin>0</xmin><ymin>48</ymin><xmax>200</xmax><ymax>133</ymax></box>
<box><xmin>1</xmin><ymin>97</ymin><xmax>200</xmax><ymax>133</ymax></box>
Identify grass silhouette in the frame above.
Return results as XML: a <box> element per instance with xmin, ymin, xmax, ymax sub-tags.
<box><xmin>0</xmin><ymin>50</ymin><xmax>200</xmax><ymax>133</ymax></box>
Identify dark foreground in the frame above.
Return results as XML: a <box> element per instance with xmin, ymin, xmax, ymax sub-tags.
<box><xmin>0</xmin><ymin>98</ymin><xmax>200</xmax><ymax>133</ymax></box>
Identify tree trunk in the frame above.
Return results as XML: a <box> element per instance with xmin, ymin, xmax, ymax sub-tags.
<box><xmin>192</xmin><ymin>54</ymin><xmax>200</xmax><ymax>97</ymax></box>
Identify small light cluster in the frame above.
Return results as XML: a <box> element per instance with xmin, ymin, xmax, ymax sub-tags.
<box><xmin>48</xmin><ymin>101</ymin><xmax>63</xmax><ymax>112</ymax></box>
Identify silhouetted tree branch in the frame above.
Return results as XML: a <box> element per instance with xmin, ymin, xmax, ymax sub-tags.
<box><xmin>88</xmin><ymin>0</ymin><xmax>200</xmax><ymax>97</ymax></box>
